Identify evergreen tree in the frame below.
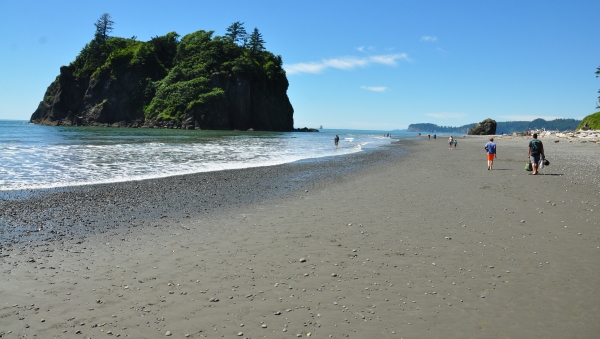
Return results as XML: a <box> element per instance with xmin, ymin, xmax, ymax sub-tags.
<box><xmin>248</xmin><ymin>27</ymin><xmax>265</xmax><ymax>54</ymax></box>
<box><xmin>94</xmin><ymin>13</ymin><xmax>115</xmax><ymax>43</ymax></box>
<box><xmin>225</xmin><ymin>21</ymin><xmax>247</xmax><ymax>46</ymax></box>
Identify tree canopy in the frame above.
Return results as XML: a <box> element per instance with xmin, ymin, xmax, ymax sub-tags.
<box><xmin>225</xmin><ymin>21</ymin><xmax>247</xmax><ymax>46</ymax></box>
<box><xmin>66</xmin><ymin>17</ymin><xmax>287</xmax><ymax>122</ymax></box>
<box><xmin>94</xmin><ymin>13</ymin><xmax>114</xmax><ymax>43</ymax></box>
<box><xmin>248</xmin><ymin>28</ymin><xmax>265</xmax><ymax>54</ymax></box>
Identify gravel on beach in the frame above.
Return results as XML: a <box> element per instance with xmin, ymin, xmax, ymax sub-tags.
<box><xmin>0</xmin><ymin>135</ymin><xmax>598</xmax><ymax>338</ymax></box>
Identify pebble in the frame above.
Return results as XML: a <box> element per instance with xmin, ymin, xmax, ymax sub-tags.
<box><xmin>165</xmin><ymin>331</ymin><xmax>172</xmax><ymax>336</ymax></box>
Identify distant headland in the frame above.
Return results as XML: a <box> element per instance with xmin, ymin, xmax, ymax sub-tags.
<box><xmin>30</xmin><ymin>15</ymin><xmax>294</xmax><ymax>131</ymax></box>
<box><xmin>406</xmin><ymin>118</ymin><xmax>582</xmax><ymax>134</ymax></box>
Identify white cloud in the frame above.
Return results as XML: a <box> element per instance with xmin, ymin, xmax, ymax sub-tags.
<box><xmin>361</xmin><ymin>86</ymin><xmax>387</xmax><ymax>92</ymax></box>
<box><xmin>284</xmin><ymin>53</ymin><xmax>410</xmax><ymax>75</ymax></box>
<box><xmin>499</xmin><ymin>115</ymin><xmax>564</xmax><ymax>121</ymax></box>
<box><xmin>356</xmin><ymin>46</ymin><xmax>376</xmax><ymax>52</ymax></box>
<box><xmin>421</xmin><ymin>36</ymin><xmax>438</xmax><ymax>42</ymax></box>
<box><xmin>425</xmin><ymin>112</ymin><xmax>466</xmax><ymax>119</ymax></box>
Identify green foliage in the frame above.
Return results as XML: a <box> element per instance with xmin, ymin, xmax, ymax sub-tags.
<box><xmin>150</xmin><ymin>32</ymin><xmax>180</xmax><ymax>69</ymax></box>
<box><xmin>578</xmin><ymin>111</ymin><xmax>600</xmax><ymax>130</ymax></box>
<box><xmin>225</xmin><ymin>21</ymin><xmax>247</xmax><ymax>46</ymax></box>
<box><xmin>94</xmin><ymin>13</ymin><xmax>114</xmax><ymax>43</ymax></box>
<box><xmin>145</xmin><ymin>77</ymin><xmax>224</xmax><ymax>120</ymax></box>
<box><xmin>248</xmin><ymin>28</ymin><xmax>265</xmax><ymax>54</ymax></box>
<box><xmin>64</xmin><ymin>16</ymin><xmax>286</xmax><ymax>122</ymax></box>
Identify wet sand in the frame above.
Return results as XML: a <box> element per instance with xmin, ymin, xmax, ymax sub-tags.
<box><xmin>1</xmin><ymin>136</ymin><xmax>599</xmax><ymax>338</ymax></box>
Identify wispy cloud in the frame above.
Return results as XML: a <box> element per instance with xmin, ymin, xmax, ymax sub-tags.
<box><xmin>421</xmin><ymin>36</ymin><xmax>438</xmax><ymax>42</ymax></box>
<box><xmin>499</xmin><ymin>115</ymin><xmax>564</xmax><ymax>121</ymax></box>
<box><xmin>356</xmin><ymin>46</ymin><xmax>376</xmax><ymax>52</ymax></box>
<box><xmin>284</xmin><ymin>53</ymin><xmax>410</xmax><ymax>75</ymax></box>
<box><xmin>361</xmin><ymin>86</ymin><xmax>388</xmax><ymax>92</ymax></box>
<box><xmin>425</xmin><ymin>112</ymin><xmax>466</xmax><ymax>119</ymax></box>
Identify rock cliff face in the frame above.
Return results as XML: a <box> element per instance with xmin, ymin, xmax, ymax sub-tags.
<box><xmin>30</xmin><ymin>30</ymin><xmax>294</xmax><ymax>131</ymax></box>
<box><xmin>30</xmin><ymin>67</ymin><xmax>294</xmax><ymax>130</ymax></box>
<box><xmin>468</xmin><ymin>118</ymin><xmax>497</xmax><ymax>135</ymax></box>
<box><xmin>30</xmin><ymin>66</ymin><xmax>147</xmax><ymax>127</ymax></box>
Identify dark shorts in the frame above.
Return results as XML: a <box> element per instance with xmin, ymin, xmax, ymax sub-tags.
<box><xmin>530</xmin><ymin>155</ymin><xmax>540</xmax><ymax>164</ymax></box>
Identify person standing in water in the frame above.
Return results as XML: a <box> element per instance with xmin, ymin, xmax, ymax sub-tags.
<box><xmin>334</xmin><ymin>134</ymin><xmax>340</xmax><ymax>148</ymax></box>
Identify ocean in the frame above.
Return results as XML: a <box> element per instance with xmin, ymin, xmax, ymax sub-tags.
<box><xmin>0</xmin><ymin>120</ymin><xmax>411</xmax><ymax>191</ymax></box>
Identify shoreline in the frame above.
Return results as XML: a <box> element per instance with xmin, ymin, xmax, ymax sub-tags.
<box><xmin>1</xmin><ymin>136</ymin><xmax>599</xmax><ymax>338</ymax></box>
<box><xmin>0</xmin><ymin>142</ymin><xmax>406</xmax><ymax>248</ymax></box>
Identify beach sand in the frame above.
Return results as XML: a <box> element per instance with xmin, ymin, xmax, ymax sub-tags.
<box><xmin>1</xmin><ymin>136</ymin><xmax>599</xmax><ymax>338</ymax></box>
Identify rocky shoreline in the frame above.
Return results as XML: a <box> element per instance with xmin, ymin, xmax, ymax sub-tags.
<box><xmin>0</xmin><ymin>143</ymin><xmax>403</xmax><ymax>251</ymax></box>
<box><xmin>508</xmin><ymin>129</ymin><xmax>600</xmax><ymax>143</ymax></box>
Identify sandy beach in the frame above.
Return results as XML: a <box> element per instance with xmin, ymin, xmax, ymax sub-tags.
<box><xmin>1</xmin><ymin>135</ymin><xmax>599</xmax><ymax>338</ymax></box>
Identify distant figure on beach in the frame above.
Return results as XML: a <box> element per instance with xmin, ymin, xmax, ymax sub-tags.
<box><xmin>448</xmin><ymin>136</ymin><xmax>454</xmax><ymax>149</ymax></box>
<box><xmin>528</xmin><ymin>133</ymin><xmax>545</xmax><ymax>175</ymax></box>
<box><xmin>433</xmin><ymin>134</ymin><xmax>436</xmax><ymax>140</ymax></box>
<box><xmin>334</xmin><ymin>134</ymin><xmax>340</xmax><ymax>148</ymax></box>
<box><xmin>428</xmin><ymin>134</ymin><xmax>431</xmax><ymax>140</ymax></box>
<box><xmin>485</xmin><ymin>137</ymin><xmax>497</xmax><ymax>170</ymax></box>
<box><xmin>453</xmin><ymin>139</ymin><xmax>457</xmax><ymax>149</ymax></box>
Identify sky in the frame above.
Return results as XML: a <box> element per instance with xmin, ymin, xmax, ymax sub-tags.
<box><xmin>0</xmin><ymin>0</ymin><xmax>599</xmax><ymax>130</ymax></box>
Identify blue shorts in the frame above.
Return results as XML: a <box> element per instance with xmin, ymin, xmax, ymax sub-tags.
<box><xmin>530</xmin><ymin>155</ymin><xmax>540</xmax><ymax>164</ymax></box>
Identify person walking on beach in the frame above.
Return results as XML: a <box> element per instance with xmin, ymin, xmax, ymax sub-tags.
<box><xmin>334</xmin><ymin>134</ymin><xmax>340</xmax><ymax>148</ymax></box>
<box><xmin>448</xmin><ymin>136</ymin><xmax>454</xmax><ymax>149</ymax></box>
<box><xmin>528</xmin><ymin>133</ymin><xmax>545</xmax><ymax>175</ymax></box>
<box><xmin>428</xmin><ymin>134</ymin><xmax>431</xmax><ymax>140</ymax></box>
<box><xmin>453</xmin><ymin>138</ymin><xmax>457</xmax><ymax>149</ymax></box>
<box><xmin>433</xmin><ymin>134</ymin><xmax>436</xmax><ymax>140</ymax></box>
<box><xmin>484</xmin><ymin>137</ymin><xmax>497</xmax><ymax>170</ymax></box>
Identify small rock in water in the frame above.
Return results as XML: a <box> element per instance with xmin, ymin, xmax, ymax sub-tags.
<box><xmin>165</xmin><ymin>331</ymin><xmax>172</xmax><ymax>336</ymax></box>
<box><xmin>299</xmin><ymin>258</ymin><xmax>307</xmax><ymax>262</ymax></box>
<box><xmin>520</xmin><ymin>220</ymin><xmax>525</xmax><ymax>223</ymax></box>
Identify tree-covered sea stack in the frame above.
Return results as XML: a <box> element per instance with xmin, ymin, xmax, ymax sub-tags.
<box><xmin>30</xmin><ymin>16</ymin><xmax>294</xmax><ymax>131</ymax></box>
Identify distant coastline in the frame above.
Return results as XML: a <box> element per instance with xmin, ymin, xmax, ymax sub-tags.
<box><xmin>407</xmin><ymin>118</ymin><xmax>581</xmax><ymax>134</ymax></box>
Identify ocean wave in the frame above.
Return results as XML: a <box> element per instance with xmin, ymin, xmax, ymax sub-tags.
<box><xmin>0</xmin><ymin>123</ymin><xmax>393</xmax><ymax>191</ymax></box>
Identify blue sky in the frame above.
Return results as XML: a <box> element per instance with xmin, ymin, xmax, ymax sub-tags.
<box><xmin>1</xmin><ymin>0</ymin><xmax>598</xmax><ymax>130</ymax></box>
